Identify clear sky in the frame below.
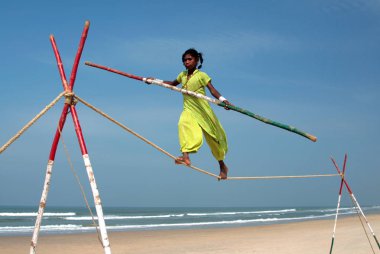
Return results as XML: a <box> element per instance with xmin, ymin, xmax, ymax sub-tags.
<box><xmin>1</xmin><ymin>0</ymin><xmax>379</xmax><ymax>208</ymax></box>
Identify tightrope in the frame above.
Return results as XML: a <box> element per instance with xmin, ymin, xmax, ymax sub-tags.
<box><xmin>76</xmin><ymin>95</ymin><xmax>339</xmax><ymax>181</ymax></box>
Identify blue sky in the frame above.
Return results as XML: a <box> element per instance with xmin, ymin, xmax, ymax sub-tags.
<box><xmin>1</xmin><ymin>0</ymin><xmax>379</xmax><ymax>208</ymax></box>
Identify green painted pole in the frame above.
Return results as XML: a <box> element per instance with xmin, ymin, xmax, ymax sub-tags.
<box><xmin>218</xmin><ymin>102</ymin><xmax>317</xmax><ymax>142</ymax></box>
<box><xmin>85</xmin><ymin>61</ymin><xmax>317</xmax><ymax>142</ymax></box>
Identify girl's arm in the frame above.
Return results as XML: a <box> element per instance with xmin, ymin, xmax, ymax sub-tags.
<box><xmin>164</xmin><ymin>79</ymin><xmax>180</xmax><ymax>86</ymax></box>
<box><xmin>145</xmin><ymin>78</ymin><xmax>179</xmax><ymax>87</ymax></box>
<box><xmin>206</xmin><ymin>82</ymin><xmax>231</xmax><ymax>109</ymax></box>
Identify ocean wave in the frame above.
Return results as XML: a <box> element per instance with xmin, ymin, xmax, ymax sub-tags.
<box><xmin>0</xmin><ymin>212</ymin><xmax>76</xmax><ymax>217</ymax></box>
<box><xmin>63</xmin><ymin>209</ymin><xmax>297</xmax><ymax>221</ymax></box>
<box><xmin>105</xmin><ymin>214</ymin><xmax>335</xmax><ymax>230</ymax></box>
<box><xmin>0</xmin><ymin>210</ymin><xmax>364</xmax><ymax>234</ymax></box>
<box><xmin>187</xmin><ymin>209</ymin><xmax>297</xmax><ymax>217</ymax></box>
<box><xmin>0</xmin><ymin>224</ymin><xmax>82</xmax><ymax>233</ymax></box>
<box><xmin>64</xmin><ymin>214</ymin><xmax>185</xmax><ymax>221</ymax></box>
<box><xmin>1</xmin><ymin>206</ymin><xmax>378</xmax><ymax>235</ymax></box>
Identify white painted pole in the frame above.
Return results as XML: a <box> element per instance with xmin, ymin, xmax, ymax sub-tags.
<box><xmin>83</xmin><ymin>154</ymin><xmax>111</xmax><ymax>254</ymax></box>
<box><xmin>30</xmin><ymin>160</ymin><xmax>54</xmax><ymax>254</ymax></box>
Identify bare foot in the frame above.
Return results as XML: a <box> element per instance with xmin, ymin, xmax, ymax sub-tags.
<box><xmin>219</xmin><ymin>161</ymin><xmax>229</xmax><ymax>180</ymax></box>
<box><xmin>175</xmin><ymin>156</ymin><xmax>191</xmax><ymax>166</ymax></box>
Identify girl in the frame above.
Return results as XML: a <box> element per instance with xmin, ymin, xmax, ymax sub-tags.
<box><xmin>148</xmin><ymin>48</ymin><xmax>231</xmax><ymax>179</ymax></box>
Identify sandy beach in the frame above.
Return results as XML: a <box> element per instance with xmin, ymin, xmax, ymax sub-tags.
<box><xmin>1</xmin><ymin>214</ymin><xmax>379</xmax><ymax>254</ymax></box>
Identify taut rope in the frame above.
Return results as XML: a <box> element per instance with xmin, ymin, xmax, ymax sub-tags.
<box><xmin>0</xmin><ymin>91</ymin><xmax>66</xmax><ymax>154</ymax></box>
<box><xmin>226</xmin><ymin>174</ymin><xmax>339</xmax><ymax>180</ymax></box>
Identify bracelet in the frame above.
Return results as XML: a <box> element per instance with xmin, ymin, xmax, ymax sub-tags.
<box><xmin>218</xmin><ymin>96</ymin><xmax>227</xmax><ymax>102</ymax></box>
<box><xmin>154</xmin><ymin>79</ymin><xmax>164</xmax><ymax>83</ymax></box>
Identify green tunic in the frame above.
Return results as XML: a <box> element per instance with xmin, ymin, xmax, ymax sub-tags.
<box><xmin>176</xmin><ymin>69</ymin><xmax>228</xmax><ymax>160</ymax></box>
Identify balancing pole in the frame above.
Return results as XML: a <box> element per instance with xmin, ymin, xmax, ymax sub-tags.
<box><xmin>30</xmin><ymin>21</ymin><xmax>111</xmax><ymax>254</ymax></box>
<box><xmin>84</xmin><ymin>62</ymin><xmax>317</xmax><ymax>142</ymax></box>
<box><xmin>329</xmin><ymin>154</ymin><xmax>347</xmax><ymax>254</ymax></box>
<box><xmin>331</xmin><ymin>155</ymin><xmax>380</xmax><ymax>250</ymax></box>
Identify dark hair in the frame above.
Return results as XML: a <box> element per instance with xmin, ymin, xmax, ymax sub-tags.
<box><xmin>182</xmin><ymin>48</ymin><xmax>204</xmax><ymax>69</ymax></box>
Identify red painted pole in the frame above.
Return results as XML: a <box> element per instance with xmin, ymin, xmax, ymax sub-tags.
<box><xmin>69</xmin><ymin>20</ymin><xmax>90</xmax><ymax>90</ymax></box>
<box><xmin>48</xmin><ymin>34</ymin><xmax>72</xmax><ymax>160</ymax></box>
<box><xmin>47</xmin><ymin>20</ymin><xmax>90</xmax><ymax>159</ymax></box>
<box><xmin>66</xmin><ymin>20</ymin><xmax>90</xmax><ymax>155</ymax></box>
<box><xmin>331</xmin><ymin>155</ymin><xmax>380</xmax><ymax>250</ymax></box>
<box><xmin>332</xmin><ymin>158</ymin><xmax>353</xmax><ymax>195</ymax></box>
<box><xmin>48</xmin><ymin>104</ymin><xmax>70</xmax><ymax>160</ymax></box>
<box><xmin>50</xmin><ymin>35</ymin><xmax>69</xmax><ymax>91</ymax></box>
<box><xmin>70</xmin><ymin>105</ymin><xmax>88</xmax><ymax>154</ymax></box>
<box><xmin>85</xmin><ymin>61</ymin><xmax>145</xmax><ymax>81</ymax></box>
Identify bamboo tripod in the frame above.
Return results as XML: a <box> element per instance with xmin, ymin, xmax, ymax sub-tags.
<box><xmin>329</xmin><ymin>155</ymin><xmax>380</xmax><ymax>253</ymax></box>
<box><xmin>29</xmin><ymin>21</ymin><xmax>111</xmax><ymax>254</ymax></box>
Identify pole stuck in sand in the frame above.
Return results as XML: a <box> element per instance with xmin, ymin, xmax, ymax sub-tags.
<box><xmin>329</xmin><ymin>154</ymin><xmax>348</xmax><ymax>254</ymax></box>
<box><xmin>331</xmin><ymin>155</ymin><xmax>380</xmax><ymax>251</ymax></box>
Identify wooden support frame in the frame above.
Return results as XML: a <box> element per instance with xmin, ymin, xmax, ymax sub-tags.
<box><xmin>30</xmin><ymin>21</ymin><xmax>111</xmax><ymax>254</ymax></box>
<box><xmin>329</xmin><ymin>154</ymin><xmax>380</xmax><ymax>253</ymax></box>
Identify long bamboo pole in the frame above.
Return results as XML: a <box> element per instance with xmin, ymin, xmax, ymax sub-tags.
<box><xmin>329</xmin><ymin>154</ymin><xmax>348</xmax><ymax>254</ymax></box>
<box><xmin>30</xmin><ymin>32</ymin><xmax>72</xmax><ymax>253</ymax></box>
<box><xmin>69</xmin><ymin>20</ymin><xmax>89</xmax><ymax>90</ymax></box>
<box><xmin>331</xmin><ymin>156</ymin><xmax>380</xmax><ymax>250</ymax></box>
<box><xmin>70</xmin><ymin>105</ymin><xmax>111</xmax><ymax>253</ymax></box>
<box><xmin>85</xmin><ymin>62</ymin><xmax>317</xmax><ymax>142</ymax></box>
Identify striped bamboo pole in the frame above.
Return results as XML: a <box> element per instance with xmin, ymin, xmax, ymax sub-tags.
<box><xmin>69</xmin><ymin>20</ymin><xmax>90</xmax><ymax>90</ymax></box>
<box><xmin>70</xmin><ymin>105</ymin><xmax>111</xmax><ymax>253</ymax></box>
<box><xmin>329</xmin><ymin>154</ymin><xmax>348</xmax><ymax>254</ymax></box>
<box><xmin>84</xmin><ymin>62</ymin><xmax>317</xmax><ymax>142</ymax></box>
<box><xmin>31</xmin><ymin>21</ymin><xmax>112</xmax><ymax>254</ymax></box>
<box><xmin>30</xmin><ymin>31</ymin><xmax>72</xmax><ymax>253</ymax></box>
<box><xmin>331</xmin><ymin>156</ymin><xmax>380</xmax><ymax>250</ymax></box>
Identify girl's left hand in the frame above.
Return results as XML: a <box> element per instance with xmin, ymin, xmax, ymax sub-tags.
<box><xmin>222</xmin><ymin>100</ymin><xmax>232</xmax><ymax>110</ymax></box>
<box><xmin>145</xmin><ymin>77</ymin><xmax>154</xmax><ymax>84</ymax></box>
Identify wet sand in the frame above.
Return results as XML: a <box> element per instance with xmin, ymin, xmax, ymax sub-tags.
<box><xmin>1</xmin><ymin>214</ymin><xmax>379</xmax><ymax>254</ymax></box>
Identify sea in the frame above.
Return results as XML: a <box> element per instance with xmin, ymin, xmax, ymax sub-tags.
<box><xmin>1</xmin><ymin>205</ymin><xmax>379</xmax><ymax>236</ymax></box>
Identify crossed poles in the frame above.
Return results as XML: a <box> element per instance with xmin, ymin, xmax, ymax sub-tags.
<box><xmin>29</xmin><ymin>21</ymin><xmax>111</xmax><ymax>254</ymax></box>
<box><xmin>329</xmin><ymin>154</ymin><xmax>380</xmax><ymax>253</ymax></box>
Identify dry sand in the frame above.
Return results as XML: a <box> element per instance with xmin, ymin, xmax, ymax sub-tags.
<box><xmin>1</xmin><ymin>214</ymin><xmax>379</xmax><ymax>254</ymax></box>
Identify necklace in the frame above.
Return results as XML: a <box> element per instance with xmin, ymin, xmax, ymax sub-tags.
<box><xmin>184</xmin><ymin>70</ymin><xmax>196</xmax><ymax>89</ymax></box>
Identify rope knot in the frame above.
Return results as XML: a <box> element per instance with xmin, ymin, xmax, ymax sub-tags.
<box><xmin>64</xmin><ymin>92</ymin><xmax>78</xmax><ymax>105</ymax></box>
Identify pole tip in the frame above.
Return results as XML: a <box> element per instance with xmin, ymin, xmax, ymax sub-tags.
<box><xmin>306</xmin><ymin>134</ymin><xmax>317</xmax><ymax>142</ymax></box>
<box><xmin>85</xmin><ymin>20</ymin><xmax>90</xmax><ymax>27</ymax></box>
